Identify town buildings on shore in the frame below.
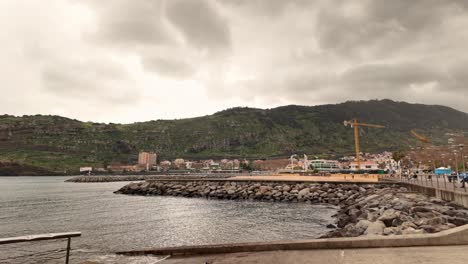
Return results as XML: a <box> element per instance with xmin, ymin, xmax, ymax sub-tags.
<box><xmin>138</xmin><ymin>152</ymin><xmax>157</xmax><ymax>170</ymax></box>
<box><xmin>280</xmin><ymin>151</ymin><xmax>398</xmax><ymax>173</ymax></box>
<box><xmin>79</xmin><ymin>150</ymin><xmax>401</xmax><ymax>175</ymax></box>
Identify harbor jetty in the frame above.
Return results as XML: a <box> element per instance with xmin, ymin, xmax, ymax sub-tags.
<box><xmin>66</xmin><ymin>173</ymin><xmax>238</xmax><ymax>183</ymax></box>
<box><xmin>115</xmin><ymin>180</ymin><xmax>468</xmax><ymax>238</ymax></box>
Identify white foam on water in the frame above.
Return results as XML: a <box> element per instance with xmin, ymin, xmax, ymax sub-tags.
<box><xmin>89</xmin><ymin>253</ymin><xmax>169</xmax><ymax>264</ymax></box>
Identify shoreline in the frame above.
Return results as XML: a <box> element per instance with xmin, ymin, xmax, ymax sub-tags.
<box><xmin>115</xmin><ymin>180</ymin><xmax>468</xmax><ymax>238</ymax></box>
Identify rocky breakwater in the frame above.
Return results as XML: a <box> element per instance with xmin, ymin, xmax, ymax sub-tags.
<box><xmin>66</xmin><ymin>174</ymin><xmax>234</xmax><ymax>183</ymax></box>
<box><xmin>66</xmin><ymin>175</ymin><xmax>150</xmax><ymax>182</ymax></box>
<box><xmin>115</xmin><ymin>180</ymin><xmax>468</xmax><ymax>238</ymax></box>
<box><xmin>324</xmin><ymin>191</ymin><xmax>468</xmax><ymax>237</ymax></box>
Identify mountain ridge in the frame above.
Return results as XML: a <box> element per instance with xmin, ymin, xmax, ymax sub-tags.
<box><xmin>0</xmin><ymin>99</ymin><xmax>466</xmax><ymax>173</ymax></box>
<box><xmin>3</xmin><ymin>99</ymin><xmax>467</xmax><ymax>124</ymax></box>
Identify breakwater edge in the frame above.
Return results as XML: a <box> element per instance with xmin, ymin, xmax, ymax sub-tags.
<box><xmin>115</xmin><ymin>180</ymin><xmax>468</xmax><ymax>238</ymax></box>
<box><xmin>66</xmin><ymin>174</ymin><xmax>240</xmax><ymax>182</ymax></box>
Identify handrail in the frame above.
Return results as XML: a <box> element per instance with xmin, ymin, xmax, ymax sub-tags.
<box><xmin>0</xmin><ymin>232</ymin><xmax>81</xmax><ymax>264</ymax></box>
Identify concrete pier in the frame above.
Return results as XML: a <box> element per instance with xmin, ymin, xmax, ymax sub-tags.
<box><xmin>118</xmin><ymin>225</ymin><xmax>468</xmax><ymax>256</ymax></box>
<box><xmin>158</xmin><ymin>245</ymin><xmax>468</xmax><ymax>264</ymax></box>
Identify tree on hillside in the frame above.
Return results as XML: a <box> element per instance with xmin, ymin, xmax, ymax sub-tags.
<box><xmin>392</xmin><ymin>151</ymin><xmax>406</xmax><ymax>162</ymax></box>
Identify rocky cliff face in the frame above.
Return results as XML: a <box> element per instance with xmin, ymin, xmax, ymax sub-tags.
<box><xmin>0</xmin><ymin>162</ymin><xmax>57</xmax><ymax>176</ymax></box>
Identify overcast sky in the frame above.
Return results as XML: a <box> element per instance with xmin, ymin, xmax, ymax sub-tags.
<box><xmin>1</xmin><ymin>0</ymin><xmax>468</xmax><ymax>123</ymax></box>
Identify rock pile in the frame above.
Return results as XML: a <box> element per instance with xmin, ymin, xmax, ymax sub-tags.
<box><xmin>66</xmin><ymin>174</ymin><xmax>234</xmax><ymax>183</ymax></box>
<box><xmin>115</xmin><ymin>181</ymin><xmax>386</xmax><ymax>205</ymax></box>
<box><xmin>115</xmin><ymin>180</ymin><xmax>468</xmax><ymax>238</ymax></box>
<box><xmin>325</xmin><ymin>192</ymin><xmax>468</xmax><ymax>237</ymax></box>
<box><xmin>66</xmin><ymin>175</ymin><xmax>150</xmax><ymax>182</ymax></box>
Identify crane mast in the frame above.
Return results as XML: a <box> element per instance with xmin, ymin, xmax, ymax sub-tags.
<box><xmin>344</xmin><ymin>119</ymin><xmax>385</xmax><ymax>171</ymax></box>
<box><xmin>410</xmin><ymin>129</ymin><xmax>430</xmax><ymax>144</ymax></box>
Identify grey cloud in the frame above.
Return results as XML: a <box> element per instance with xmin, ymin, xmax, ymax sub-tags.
<box><xmin>316</xmin><ymin>0</ymin><xmax>468</xmax><ymax>58</ymax></box>
<box><xmin>445</xmin><ymin>60</ymin><xmax>468</xmax><ymax>91</ymax></box>
<box><xmin>340</xmin><ymin>63</ymin><xmax>443</xmax><ymax>90</ymax></box>
<box><xmin>142</xmin><ymin>56</ymin><xmax>195</xmax><ymax>78</ymax></box>
<box><xmin>231</xmin><ymin>59</ymin><xmax>463</xmax><ymax>108</ymax></box>
<box><xmin>89</xmin><ymin>0</ymin><xmax>172</xmax><ymax>47</ymax></box>
<box><xmin>221</xmin><ymin>0</ymin><xmax>311</xmax><ymax>17</ymax></box>
<box><xmin>85</xmin><ymin>0</ymin><xmax>230</xmax><ymax>78</ymax></box>
<box><xmin>166</xmin><ymin>0</ymin><xmax>231</xmax><ymax>53</ymax></box>
<box><xmin>4</xmin><ymin>0</ymin><xmax>468</xmax><ymax>123</ymax></box>
<box><xmin>367</xmin><ymin>0</ymin><xmax>466</xmax><ymax>31</ymax></box>
<box><xmin>41</xmin><ymin>59</ymin><xmax>139</xmax><ymax>104</ymax></box>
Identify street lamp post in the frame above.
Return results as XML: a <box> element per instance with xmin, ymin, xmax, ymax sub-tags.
<box><xmin>290</xmin><ymin>154</ymin><xmax>297</xmax><ymax>173</ymax></box>
<box><xmin>459</xmin><ymin>145</ymin><xmax>466</xmax><ymax>186</ymax></box>
<box><xmin>454</xmin><ymin>150</ymin><xmax>460</xmax><ymax>184</ymax></box>
<box><xmin>460</xmin><ymin>145</ymin><xmax>466</xmax><ymax>173</ymax></box>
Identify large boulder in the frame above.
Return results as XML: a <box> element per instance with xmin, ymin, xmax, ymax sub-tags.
<box><xmin>355</xmin><ymin>219</ymin><xmax>371</xmax><ymax>232</ymax></box>
<box><xmin>378</xmin><ymin>209</ymin><xmax>400</xmax><ymax>227</ymax></box>
<box><xmin>343</xmin><ymin>223</ymin><xmax>365</xmax><ymax>237</ymax></box>
<box><xmin>364</xmin><ymin>221</ymin><xmax>386</xmax><ymax>236</ymax></box>
<box><xmin>411</xmin><ymin>206</ymin><xmax>432</xmax><ymax>213</ymax></box>
<box><xmin>337</xmin><ymin>214</ymin><xmax>351</xmax><ymax>228</ymax></box>
<box><xmin>383</xmin><ymin>227</ymin><xmax>399</xmax><ymax>236</ymax></box>
<box><xmin>447</xmin><ymin>217</ymin><xmax>468</xmax><ymax>226</ymax></box>
<box><xmin>259</xmin><ymin>186</ymin><xmax>270</xmax><ymax>194</ymax></box>
<box><xmin>298</xmin><ymin>188</ymin><xmax>310</xmax><ymax>199</ymax></box>
<box><xmin>392</xmin><ymin>200</ymin><xmax>413</xmax><ymax>213</ymax></box>
<box><xmin>401</xmin><ymin>227</ymin><xmax>425</xmax><ymax>235</ymax></box>
<box><xmin>348</xmin><ymin>208</ymin><xmax>362</xmax><ymax>222</ymax></box>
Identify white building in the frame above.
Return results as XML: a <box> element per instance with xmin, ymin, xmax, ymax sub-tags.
<box><xmin>138</xmin><ymin>152</ymin><xmax>157</xmax><ymax>170</ymax></box>
<box><xmin>79</xmin><ymin>167</ymin><xmax>93</xmax><ymax>172</ymax></box>
<box><xmin>309</xmin><ymin>160</ymin><xmax>341</xmax><ymax>172</ymax></box>
<box><xmin>349</xmin><ymin>161</ymin><xmax>379</xmax><ymax>171</ymax></box>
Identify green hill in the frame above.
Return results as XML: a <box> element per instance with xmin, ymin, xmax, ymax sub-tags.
<box><xmin>0</xmin><ymin>99</ymin><xmax>467</xmax><ymax>173</ymax></box>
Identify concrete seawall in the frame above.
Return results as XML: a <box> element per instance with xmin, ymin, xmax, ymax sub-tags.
<box><xmin>399</xmin><ymin>182</ymin><xmax>468</xmax><ymax>208</ymax></box>
<box><xmin>118</xmin><ymin>224</ymin><xmax>468</xmax><ymax>256</ymax></box>
<box><xmin>66</xmin><ymin>174</ymin><xmax>236</xmax><ymax>183</ymax></box>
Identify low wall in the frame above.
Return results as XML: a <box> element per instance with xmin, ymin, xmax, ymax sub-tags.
<box><xmin>66</xmin><ymin>174</ymin><xmax>236</xmax><ymax>183</ymax></box>
<box><xmin>400</xmin><ymin>183</ymin><xmax>468</xmax><ymax>208</ymax></box>
<box><xmin>118</xmin><ymin>224</ymin><xmax>468</xmax><ymax>256</ymax></box>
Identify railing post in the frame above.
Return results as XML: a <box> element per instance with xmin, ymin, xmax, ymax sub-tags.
<box><xmin>0</xmin><ymin>232</ymin><xmax>80</xmax><ymax>264</ymax></box>
<box><xmin>66</xmin><ymin>237</ymin><xmax>71</xmax><ymax>264</ymax></box>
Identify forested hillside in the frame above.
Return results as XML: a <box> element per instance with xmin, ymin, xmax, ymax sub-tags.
<box><xmin>0</xmin><ymin>99</ymin><xmax>466</xmax><ymax>173</ymax></box>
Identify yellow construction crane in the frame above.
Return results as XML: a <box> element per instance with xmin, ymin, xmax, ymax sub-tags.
<box><xmin>410</xmin><ymin>129</ymin><xmax>430</xmax><ymax>144</ymax></box>
<box><xmin>344</xmin><ymin>119</ymin><xmax>385</xmax><ymax>171</ymax></box>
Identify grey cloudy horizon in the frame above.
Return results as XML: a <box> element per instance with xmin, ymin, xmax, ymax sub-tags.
<box><xmin>1</xmin><ymin>0</ymin><xmax>468</xmax><ymax>123</ymax></box>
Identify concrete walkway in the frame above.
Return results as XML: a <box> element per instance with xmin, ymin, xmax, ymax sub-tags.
<box><xmin>384</xmin><ymin>175</ymin><xmax>468</xmax><ymax>193</ymax></box>
<box><xmin>160</xmin><ymin>245</ymin><xmax>468</xmax><ymax>264</ymax></box>
<box><xmin>230</xmin><ymin>174</ymin><xmax>379</xmax><ymax>183</ymax></box>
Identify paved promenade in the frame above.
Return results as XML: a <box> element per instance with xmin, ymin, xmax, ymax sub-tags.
<box><xmin>384</xmin><ymin>175</ymin><xmax>468</xmax><ymax>193</ymax></box>
<box><xmin>231</xmin><ymin>174</ymin><xmax>379</xmax><ymax>183</ymax></box>
<box><xmin>161</xmin><ymin>245</ymin><xmax>468</xmax><ymax>264</ymax></box>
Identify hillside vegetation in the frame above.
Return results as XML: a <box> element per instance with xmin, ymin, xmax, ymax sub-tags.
<box><xmin>0</xmin><ymin>99</ymin><xmax>467</xmax><ymax>173</ymax></box>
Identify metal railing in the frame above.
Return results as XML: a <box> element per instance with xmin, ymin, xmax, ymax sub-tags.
<box><xmin>380</xmin><ymin>174</ymin><xmax>467</xmax><ymax>193</ymax></box>
<box><xmin>0</xmin><ymin>232</ymin><xmax>81</xmax><ymax>264</ymax></box>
